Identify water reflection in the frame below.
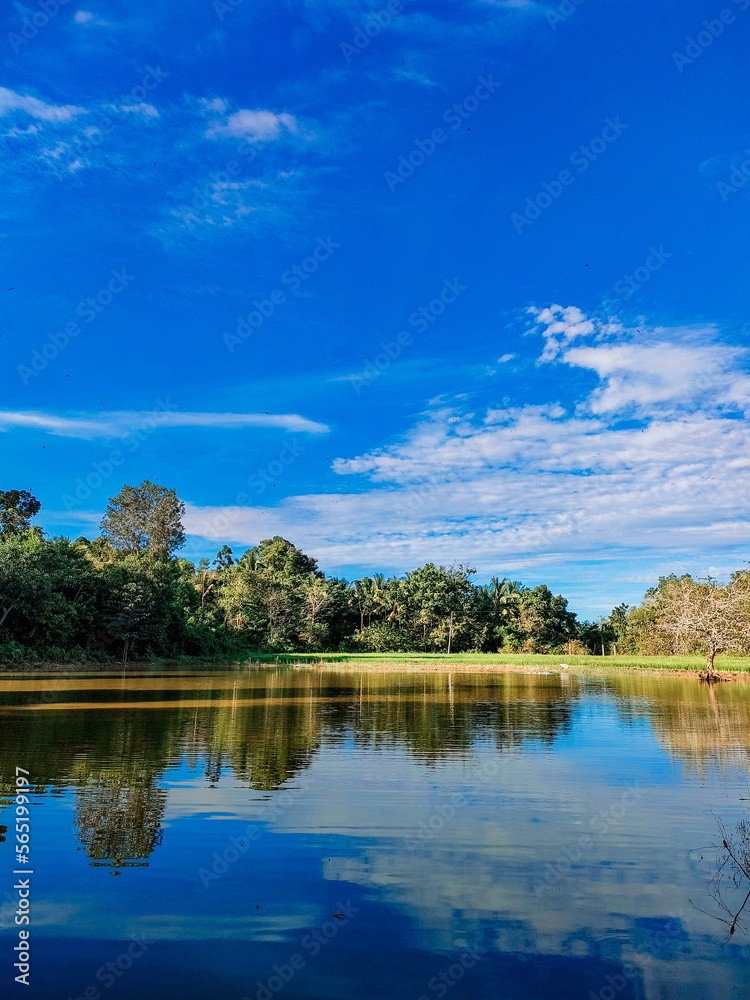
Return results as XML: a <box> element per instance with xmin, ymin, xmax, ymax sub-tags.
<box><xmin>0</xmin><ymin>667</ymin><xmax>748</xmax><ymax>999</ymax></box>
<box><xmin>76</xmin><ymin>781</ymin><xmax>167</xmax><ymax>868</ymax></box>
<box><xmin>606</xmin><ymin>673</ymin><xmax>750</xmax><ymax>777</ymax></box>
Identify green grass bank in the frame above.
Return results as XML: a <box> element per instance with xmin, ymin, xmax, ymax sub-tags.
<box><xmin>244</xmin><ymin>651</ymin><xmax>750</xmax><ymax>673</ymax></box>
<box><xmin>1</xmin><ymin>652</ymin><xmax>748</xmax><ymax>675</ymax></box>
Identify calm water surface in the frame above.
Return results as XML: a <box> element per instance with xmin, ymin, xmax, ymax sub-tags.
<box><xmin>1</xmin><ymin>667</ymin><xmax>749</xmax><ymax>1000</ymax></box>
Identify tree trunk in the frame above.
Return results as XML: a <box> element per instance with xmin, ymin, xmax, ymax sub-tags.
<box><xmin>0</xmin><ymin>605</ymin><xmax>12</xmax><ymax>626</ymax></box>
<box><xmin>447</xmin><ymin>611</ymin><xmax>454</xmax><ymax>655</ymax></box>
<box><xmin>706</xmin><ymin>647</ymin><xmax>716</xmax><ymax>675</ymax></box>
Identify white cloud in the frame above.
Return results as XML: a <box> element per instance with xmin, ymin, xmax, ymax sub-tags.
<box><xmin>0</xmin><ymin>88</ymin><xmax>86</xmax><ymax>123</ymax></box>
<box><xmin>72</xmin><ymin>9</ymin><xmax>108</xmax><ymax>24</ymax></box>
<box><xmin>0</xmin><ymin>410</ymin><xmax>329</xmax><ymax>438</ymax></box>
<box><xmin>183</xmin><ymin>406</ymin><xmax>750</xmax><ymax>586</ymax></box>
<box><xmin>201</xmin><ymin>98</ymin><xmax>227</xmax><ymax>114</ymax></box>
<box><xmin>206</xmin><ymin>109</ymin><xmax>299</xmax><ymax>142</ymax></box>
<box><xmin>532</xmin><ymin>304</ymin><xmax>750</xmax><ymax>416</ymax></box>
<box><xmin>144</xmin><ymin>96</ymin><xmax>322</xmax><ymax>244</ymax></box>
<box><xmin>528</xmin><ymin>303</ymin><xmax>597</xmax><ymax>362</ymax></box>
<box><xmin>0</xmin><ymin>412</ymin><xmax>106</xmax><ymax>438</ymax></box>
<box><xmin>182</xmin><ymin>309</ymin><xmax>750</xmax><ymax>596</ymax></box>
<box><xmin>565</xmin><ymin>341</ymin><xmax>723</xmax><ymax>413</ymax></box>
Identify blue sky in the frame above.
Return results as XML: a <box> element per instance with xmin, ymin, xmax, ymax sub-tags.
<box><xmin>1</xmin><ymin>0</ymin><xmax>749</xmax><ymax>617</ymax></box>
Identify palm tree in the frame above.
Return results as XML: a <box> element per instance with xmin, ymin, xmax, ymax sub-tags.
<box><xmin>371</xmin><ymin>573</ymin><xmax>388</xmax><ymax>620</ymax></box>
<box><xmin>385</xmin><ymin>576</ymin><xmax>403</xmax><ymax>622</ymax></box>
<box><xmin>349</xmin><ymin>577</ymin><xmax>376</xmax><ymax>630</ymax></box>
<box><xmin>486</xmin><ymin>576</ymin><xmax>525</xmax><ymax>610</ymax></box>
<box><xmin>347</xmin><ymin>580</ymin><xmax>366</xmax><ymax>632</ymax></box>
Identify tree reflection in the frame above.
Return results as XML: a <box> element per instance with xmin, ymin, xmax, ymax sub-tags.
<box><xmin>75</xmin><ymin>780</ymin><xmax>167</xmax><ymax>867</ymax></box>
<box><xmin>3</xmin><ymin>666</ymin><xmax>749</xmax><ymax>869</ymax></box>
<box><xmin>606</xmin><ymin>674</ymin><xmax>750</xmax><ymax>779</ymax></box>
<box><xmin>687</xmin><ymin>809</ymin><xmax>750</xmax><ymax>938</ymax></box>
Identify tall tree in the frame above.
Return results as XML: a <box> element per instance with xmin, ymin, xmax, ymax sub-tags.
<box><xmin>515</xmin><ymin>585</ymin><xmax>578</xmax><ymax>652</ymax></box>
<box><xmin>196</xmin><ymin>558</ymin><xmax>216</xmax><ymax>609</ymax></box>
<box><xmin>603</xmin><ymin>603</ymin><xmax>630</xmax><ymax>654</ymax></box>
<box><xmin>300</xmin><ymin>576</ymin><xmax>333</xmax><ymax>648</ymax></box>
<box><xmin>100</xmin><ymin>481</ymin><xmax>185</xmax><ymax>558</ymax></box>
<box><xmin>0</xmin><ymin>489</ymin><xmax>41</xmax><ymax>535</ymax></box>
<box><xmin>214</xmin><ymin>545</ymin><xmax>234</xmax><ymax>571</ymax></box>
<box><xmin>243</xmin><ymin>535</ymin><xmax>320</xmax><ymax>581</ymax></box>
<box><xmin>347</xmin><ymin>578</ymin><xmax>371</xmax><ymax>632</ymax></box>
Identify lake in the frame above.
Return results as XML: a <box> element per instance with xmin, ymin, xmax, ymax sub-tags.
<box><xmin>1</xmin><ymin>667</ymin><xmax>749</xmax><ymax>1000</ymax></box>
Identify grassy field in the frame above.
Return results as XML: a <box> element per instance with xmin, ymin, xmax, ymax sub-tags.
<box><xmin>244</xmin><ymin>651</ymin><xmax>750</xmax><ymax>673</ymax></box>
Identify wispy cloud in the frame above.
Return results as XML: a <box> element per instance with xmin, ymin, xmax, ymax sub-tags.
<box><xmin>0</xmin><ymin>84</ymin><xmax>164</xmax><ymax>181</ymax></box>
<box><xmin>108</xmin><ymin>102</ymin><xmax>159</xmax><ymax>119</ymax></box>
<box><xmin>0</xmin><ymin>88</ymin><xmax>86</xmax><ymax>123</ymax></box>
<box><xmin>0</xmin><ymin>410</ymin><xmax>329</xmax><ymax>438</ymax></box>
<box><xmin>146</xmin><ymin>97</ymin><xmax>328</xmax><ymax>245</ymax></box>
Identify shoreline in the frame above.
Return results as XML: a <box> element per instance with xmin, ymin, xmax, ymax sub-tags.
<box><xmin>0</xmin><ymin>657</ymin><xmax>747</xmax><ymax>682</ymax></box>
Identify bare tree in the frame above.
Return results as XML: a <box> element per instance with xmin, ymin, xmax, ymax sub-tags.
<box><xmin>647</xmin><ymin>575</ymin><xmax>750</xmax><ymax>675</ymax></box>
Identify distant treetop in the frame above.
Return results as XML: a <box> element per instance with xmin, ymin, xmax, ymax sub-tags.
<box><xmin>0</xmin><ymin>489</ymin><xmax>41</xmax><ymax>535</ymax></box>
<box><xmin>100</xmin><ymin>480</ymin><xmax>185</xmax><ymax>558</ymax></box>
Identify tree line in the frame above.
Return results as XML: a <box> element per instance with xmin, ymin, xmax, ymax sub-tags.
<box><xmin>0</xmin><ymin>483</ymin><xmax>748</xmax><ymax>670</ymax></box>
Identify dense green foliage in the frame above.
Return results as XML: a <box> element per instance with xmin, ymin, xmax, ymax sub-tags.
<box><xmin>0</xmin><ymin>489</ymin><xmax>41</xmax><ymax>535</ymax></box>
<box><xmin>0</xmin><ymin>483</ymin><xmax>748</xmax><ymax>664</ymax></box>
<box><xmin>100</xmin><ymin>480</ymin><xmax>185</xmax><ymax>557</ymax></box>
